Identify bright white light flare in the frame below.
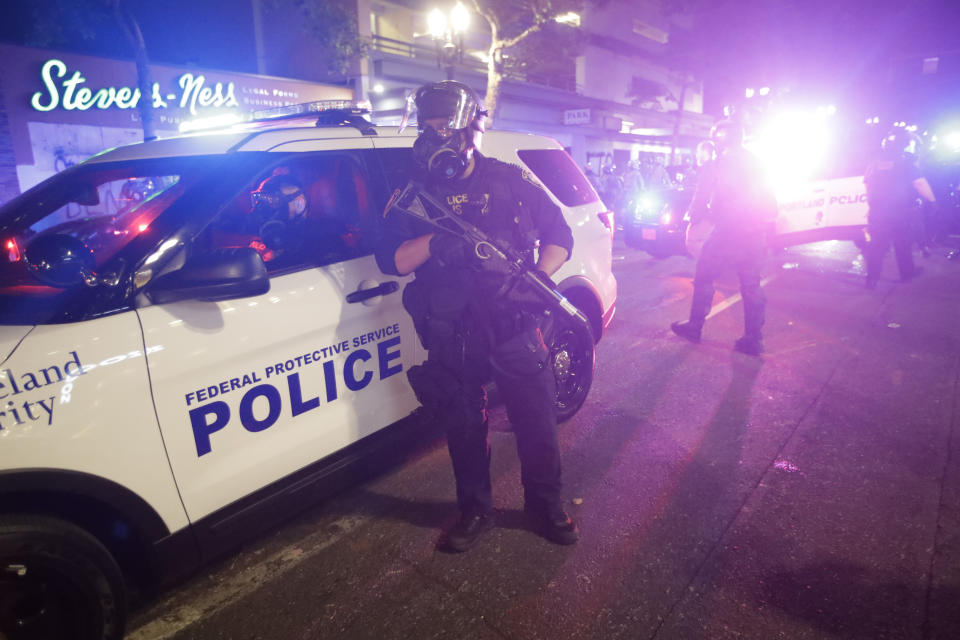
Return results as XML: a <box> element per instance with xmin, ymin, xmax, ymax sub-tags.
<box><xmin>450</xmin><ymin>3</ymin><xmax>470</xmax><ymax>33</ymax></box>
<box><xmin>427</xmin><ymin>8</ymin><xmax>448</xmax><ymax>39</ymax></box>
<box><xmin>747</xmin><ymin>110</ymin><xmax>832</xmax><ymax>193</ymax></box>
<box><xmin>555</xmin><ymin>12</ymin><xmax>581</xmax><ymax>27</ymax></box>
<box><xmin>945</xmin><ymin>131</ymin><xmax>960</xmax><ymax>151</ymax></box>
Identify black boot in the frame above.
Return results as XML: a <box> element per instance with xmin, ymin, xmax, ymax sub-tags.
<box><xmin>670</xmin><ymin>321</ymin><xmax>702</xmax><ymax>343</ymax></box>
<box><xmin>525</xmin><ymin>505</ymin><xmax>579</xmax><ymax>545</ymax></box>
<box><xmin>444</xmin><ymin>512</ymin><xmax>495</xmax><ymax>552</ymax></box>
<box><xmin>733</xmin><ymin>335</ymin><xmax>764</xmax><ymax>356</ymax></box>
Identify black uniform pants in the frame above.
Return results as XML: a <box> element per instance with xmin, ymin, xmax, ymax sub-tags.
<box><xmin>689</xmin><ymin>231</ymin><xmax>766</xmax><ymax>340</ymax></box>
<box><xmin>866</xmin><ymin>216</ymin><xmax>915</xmax><ymax>283</ymax></box>
<box><xmin>422</xmin><ymin>320</ymin><xmax>562</xmax><ymax>518</ymax></box>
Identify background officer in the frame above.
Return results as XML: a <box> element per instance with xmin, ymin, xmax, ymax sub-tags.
<box><xmin>863</xmin><ymin>130</ymin><xmax>937</xmax><ymax>288</ymax></box>
<box><xmin>670</xmin><ymin>120</ymin><xmax>778</xmax><ymax>356</ymax></box>
<box><xmin>375</xmin><ymin>80</ymin><xmax>578</xmax><ymax>552</ymax></box>
<box><xmin>683</xmin><ymin>140</ymin><xmax>717</xmax><ymax>260</ymax></box>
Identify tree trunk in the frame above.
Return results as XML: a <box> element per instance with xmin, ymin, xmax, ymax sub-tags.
<box><xmin>484</xmin><ymin>44</ymin><xmax>504</xmax><ymax>128</ymax></box>
<box><xmin>133</xmin><ymin>46</ymin><xmax>157</xmax><ymax>141</ymax></box>
<box><xmin>114</xmin><ymin>1</ymin><xmax>157</xmax><ymax>142</ymax></box>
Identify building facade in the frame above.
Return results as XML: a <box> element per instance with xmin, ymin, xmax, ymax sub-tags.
<box><xmin>360</xmin><ymin>0</ymin><xmax>713</xmax><ymax>171</ymax></box>
<box><xmin>0</xmin><ymin>0</ymin><xmax>714</xmax><ymax>204</ymax></box>
<box><xmin>0</xmin><ymin>43</ymin><xmax>352</xmax><ymax>205</ymax></box>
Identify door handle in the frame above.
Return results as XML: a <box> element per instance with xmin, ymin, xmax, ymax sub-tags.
<box><xmin>346</xmin><ymin>280</ymin><xmax>399</xmax><ymax>303</ymax></box>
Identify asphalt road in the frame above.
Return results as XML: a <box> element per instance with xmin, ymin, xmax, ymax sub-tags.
<box><xmin>127</xmin><ymin>238</ymin><xmax>960</xmax><ymax>640</ymax></box>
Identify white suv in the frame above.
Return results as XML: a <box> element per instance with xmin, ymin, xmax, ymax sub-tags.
<box><xmin>0</xmin><ymin>105</ymin><xmax>615</xmax><ymax>640</ymax></box>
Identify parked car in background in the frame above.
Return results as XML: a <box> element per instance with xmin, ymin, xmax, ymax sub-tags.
<box><xmin>622</xmin><ymin>186</ymin><xmax>693</xmax><ymax>258</ymax></box>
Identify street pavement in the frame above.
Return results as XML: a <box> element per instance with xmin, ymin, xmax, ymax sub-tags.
<box><xmin>127</xmin><ymin>238</ymin><xmax>960</xmax><ymax>640</ymax></box>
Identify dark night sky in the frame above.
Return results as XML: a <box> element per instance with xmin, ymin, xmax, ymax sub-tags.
<box><xmin>691</xmin><ymin>0</ymin><xmax>960</xmax><ymax>116</ymax></box>
<box><xmin>0</xmin><ymin>0</ymin><xmax>259</xmax><ymax>73</ymax></box>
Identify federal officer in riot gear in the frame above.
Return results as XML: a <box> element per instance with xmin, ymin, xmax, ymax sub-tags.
<box><xmin>375</xmin><ymin>80</ymin><xmax>578</xmax><ymax>551</ymax></box>
<box><xmin>863</xmin><ymin>130</ymin><xmax>936</xmax><ymax>288</ymax></box>
<box><xmin>249</xmin><ymin>173</ymin><xmax>308</xmax><ymax>250</ymax></box>
<box><xmin>670</xmin><ymin>119</ymin><xmax>778</xmax><ymax>356</ymax></box>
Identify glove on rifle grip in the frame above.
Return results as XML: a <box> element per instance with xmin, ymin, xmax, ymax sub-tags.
<box><xmin>429</xmin><ymin>232</ymin><xmax>468</xmax><ymax>267</ymax></box>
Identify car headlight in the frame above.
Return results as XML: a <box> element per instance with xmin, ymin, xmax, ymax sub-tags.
<box><xmin>633</xmin><ymin>195</ymin><xmax>660</xmax><ymax>219</ymax></box>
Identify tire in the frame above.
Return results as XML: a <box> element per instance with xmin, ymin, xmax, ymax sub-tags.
<box><xmin>544</xmin><ymin>309</ymin><xmax>596</xmax><ymax>423</ymax></box>
<box><xmin>646</xmin><ymin>240</ymin><xmax>672</xmax><ymax>259</ymax></box>
<box><xmin>0</xmin><ymin>515</ymin><xmax>126</xmax><ymax>640</ymax></box>
<box><xmin>623</xmin><ymin>228</ymin><xmax>643</xmax><ymax>249</ymax></box>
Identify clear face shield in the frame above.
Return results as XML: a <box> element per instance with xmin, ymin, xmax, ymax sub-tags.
<box><xmin>695</xmin><ymin>140</ymin><xmax>716</xmax><ymax>167</ymax></box>
<box><xmin>250</xmin><ymin>184</ymin><xmax>305</xmax><ymax>219</ymax></box>
<box><xmin>398</xmin><ymin>83</ymin><xmax>483</xmax><ymax>135</ymax></box>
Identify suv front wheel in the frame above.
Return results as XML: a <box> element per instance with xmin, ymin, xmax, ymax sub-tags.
<box><xmin>544</xmin><ymin>309</ymin><xmax>596</xmax><ymax>422</ymax></box>
<box><xmin>0</xmin><ymin>515</ymin><xmax>126</xmax><ymax>640</ymax></box>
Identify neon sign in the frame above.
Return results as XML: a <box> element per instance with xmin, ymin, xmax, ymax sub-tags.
<box><xmin>30</xmin><ymin>59</ymin><xmax>239</xmax><ymax>116</ymax></box>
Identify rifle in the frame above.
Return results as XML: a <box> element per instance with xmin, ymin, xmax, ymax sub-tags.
<box><xmin>389</xmin><ymin>180</ymin><xmax>592</xmax><ymax>336</ymax></box>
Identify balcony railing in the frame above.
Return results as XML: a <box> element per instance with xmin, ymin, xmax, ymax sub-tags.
<box><xmin>369</xmin><ymin>35</ymin><xmax>579</xmax><ymax>93</ymax></box>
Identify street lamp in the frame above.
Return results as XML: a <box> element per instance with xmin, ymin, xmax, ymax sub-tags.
<box><xmin>428</xmin><ymin>3</ymin><xmax>470</xmax><ymax>80</ymax></box>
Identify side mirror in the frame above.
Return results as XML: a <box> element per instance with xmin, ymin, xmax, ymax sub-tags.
<box><xmin>146</xmin><ymin>247</ymin><xmax>269</xmax><ymax>304</ymax></box>
<box><xmin>24</xmin><ymin>234</ymin><xmax>97</xmax><ymax>288</ymax></box>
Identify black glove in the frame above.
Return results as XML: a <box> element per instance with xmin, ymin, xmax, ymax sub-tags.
<box><xmin>429</xmin><ymin>233</ymin><xmax>468</xmax><ymax>267</ymax></box>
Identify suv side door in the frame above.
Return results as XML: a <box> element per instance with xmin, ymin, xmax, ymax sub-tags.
<box><xmin>137</xmin><ymin>148</ymin><xmax>421</xmax><ymax>524</ymax></box>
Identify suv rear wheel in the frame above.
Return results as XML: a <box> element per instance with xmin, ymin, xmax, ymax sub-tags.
<box><xmin>0</xmin><ymin>515</ymin><xmax>126</xmax><ymax>640</ymax></box>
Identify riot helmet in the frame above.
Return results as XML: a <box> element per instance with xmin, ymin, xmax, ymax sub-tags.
<box><xmin>710</xmin><ymin>119</ymin><xmax>744</xmax><ymax>153</ymax></box>
<box><xmin>881</xmin><ymin>130</ymin><xmax>922</xmax><ymax>156</ymax></box>
<box><xmin>402</xmin><ymin>81</ymin><xmax>488</xmax><ymax>180</ymax></box>
<box><xmin>250</xmin><ymin>173</ymin><xmax>307</xmax><ymax>220</ymax></box>
<box><xmin>695</xmin><ymin>140</ymin><xmax>716</xmax><ymax>167</ymax></box>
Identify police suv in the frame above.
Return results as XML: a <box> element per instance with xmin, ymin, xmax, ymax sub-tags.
<box><xmin>0</xmin><ymin>102</ymin><xmax>616</xmax><ymax>640</ymax></box>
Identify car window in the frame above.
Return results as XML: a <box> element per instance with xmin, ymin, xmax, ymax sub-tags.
<box><xmin>0</xmin><ymin>158</ymin><xmax>218</xmax><ymax>324</ymax></box>
<box><xmin>201</xmin><ymin>153</ymin><xmax>375</xmax><ymax>274</ymax></box>
<box><xmin>3</xmin><ymin>169</ymin><xmax>184</xmax><ymax>271</ymax></box>
<box><xmin>372</xmin><ymin>148</ymin><xmax>415</xmax><ymax>199</ymax></box>
<box><xmin>517</xmin><ymin>149</ymin><xmax>599</xmax><ymax>207</ymax></box>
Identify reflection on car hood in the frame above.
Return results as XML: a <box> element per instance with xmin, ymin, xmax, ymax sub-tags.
<box><xmin>0</xmin><ymin>325</ymin><xmax>33</xmax><ymax>366</ymax></box>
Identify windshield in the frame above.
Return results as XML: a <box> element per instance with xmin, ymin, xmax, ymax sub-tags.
<box><xmin>0</xmin><ymin>156</ymin><xmax>250</xmax><ymax>324</ymax></box>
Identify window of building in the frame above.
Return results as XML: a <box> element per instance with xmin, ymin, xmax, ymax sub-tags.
<box><xmin>632</xmin><ymin>19</ymin><xmax>668</xmax><ymax>44</ymax></box>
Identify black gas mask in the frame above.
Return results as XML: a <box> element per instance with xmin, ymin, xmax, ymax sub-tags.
<box><xmin>401</xmin><ymin>81</ymin><xmax>486</xmax><ymax>181</ymax></box>
<box><xmin>413</xmin><ymin>126</ymin><xmax>472</xmax><ymax>181</ymax></box>
<box><xmin>250</xmin><ymin>176</ymin><xmax>306</xmax><ymax>251</ymax></box>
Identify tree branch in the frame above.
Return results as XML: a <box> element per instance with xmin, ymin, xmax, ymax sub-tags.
<box><xmin>499</xmin><ymin>18</ymin><xmax>549</xmax><ymax>49</ymax></box>
<box><xmin>467</xmin><ymin>0</ymin><xmax>499</xmax><ymax>39</ymax></box>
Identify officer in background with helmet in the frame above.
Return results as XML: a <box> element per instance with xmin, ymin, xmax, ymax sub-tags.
<box><xmin>670</xmin><ymin>120</ymin><xmax>778</xmax><ymax>356</ymax></box>
<box><xmin>375</xmin><ymin>80</ymin><xmax>578</xmax><ymax>552</ymax></box>
<box><xmin>683</xmin><ymin>139</ymin><xmax>717</xmax><ymax>260</ymax></box>
<box><xmin>248</xmin><ymin>172</ymin><xmax>309</xmax><ymax>263</ymax></box>
<box><xmin>863</xmin><ymin>130</ymin><xmax>936</xmax><ymax>288</ymax></box>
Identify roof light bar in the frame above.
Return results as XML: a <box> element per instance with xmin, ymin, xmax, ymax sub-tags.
<box><xmin>179</xmin><ymin>113</ymin><xmax>244</xmax><ymax>133</ymax></box>
<box><xmin>178</xmin><ymin>100</ymin><xmax>372</xmax><ymax>134</ymax></box>
<box><xmin>250</xmin><ymin>99</ymin><xmax>365</xmax><ymax>122</ymax></box>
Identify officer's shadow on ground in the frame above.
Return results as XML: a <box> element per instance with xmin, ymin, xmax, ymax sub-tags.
<box><xmin>758</xmin><ymin>561</ymin><xmax>960</xmax><ymax>639</ymax></box>
<box><xmin>341</xmin><ymin>487</ymin><xmax>457</xmax><ymax>532</ymax></box>
<box><xmin>653</xmin><ymin>354</ymin><xmax>764</xmax><ymax>529</ymax></box>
